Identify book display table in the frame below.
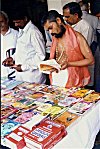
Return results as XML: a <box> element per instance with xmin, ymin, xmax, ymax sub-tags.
<box><xmin>1</xmin><ymin>78</ymin><xmax>100</xmax><ymax>149</ymax></box>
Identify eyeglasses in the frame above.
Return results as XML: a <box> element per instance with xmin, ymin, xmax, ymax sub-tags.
<box><xmin>63</xmin><ymin>16</ymin><xmax>70</xmax><ymax>19</ymax></box>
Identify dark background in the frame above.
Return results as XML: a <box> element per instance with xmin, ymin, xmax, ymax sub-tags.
<box><xmin>1</xmin><ymin>0</ymin><xmax>48</xmax><ymax>38</ymax></box>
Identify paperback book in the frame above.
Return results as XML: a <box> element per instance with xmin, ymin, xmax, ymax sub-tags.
<box><xmin>39</xmin><ymin>59</ymin><xmax>61</xmax><ymax>74</ymax></box>
<box><xmin>1</xmin><ymin>106</ymin><xmax>18</xmax><ymax>120</ymax></box>
<box><xmin>24</xmin><ymin>119</ymin><xmax>66</xmax><ymax>149</ymax></box>
<box><xmin>5</xmin><ymin>126</ymin><xmax>30</xmax><ymax>149</ymax></box>
<box><xmin>54</xmin><ymin>111</ymin><xmax>79</xmax><ymax>127</ymax></box>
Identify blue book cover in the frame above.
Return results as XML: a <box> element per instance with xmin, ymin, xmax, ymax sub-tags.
<box><xmin>1</xmin><ymin>78</ymin><xmax>23</xmax><ymax>90</ymax></box>
<box><xmin>1</xmin><ymin>120</ymin><xmax>20</xmax><ymax>138</ymax></box>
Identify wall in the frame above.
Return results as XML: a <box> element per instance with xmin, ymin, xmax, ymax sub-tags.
<box><xmin>47</xmin><ymin>0</ymin><xmax>80</xmax><ymax>14</ymax></box>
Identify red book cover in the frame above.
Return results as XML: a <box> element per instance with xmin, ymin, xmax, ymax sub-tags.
<box><xmin>5</xmin><ymin>126</ymin><xmax>30</xmax><ymax>149</ymax></box>
<box><xmin>45</xmin><ymin>130</ymin><xmax>67</xmax><ymax>149</ymax></box>
<box><xmin>26</xmin><ymin>130</ymin><xmax>67</xmax><ymax>149</ymax></box>
<box><xmin>24</xmin><ymin>119</ymin><xmax>65</xmax><ymax>149</ymax></box>
<box><xmin>1</xmin><ymin>106</ymin><xmax>18</xmax><ymax>120</ymax></box>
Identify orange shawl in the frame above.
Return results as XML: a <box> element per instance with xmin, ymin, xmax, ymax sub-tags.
<box><xmin>50</xmin><ymin>25</ymin><xmax>90</xmax><ymax>88</ymax></box>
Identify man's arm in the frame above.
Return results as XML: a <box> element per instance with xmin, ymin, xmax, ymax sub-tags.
<box><xmin>21</xmin><ymin>29</ymin><xmax>46</xmax><ymax>72</ymax></box>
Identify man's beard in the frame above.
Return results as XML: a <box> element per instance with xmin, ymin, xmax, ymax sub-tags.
<box><xmin>51</xmin><ymin>25</ymin><xmax>66</xmax><ymax>38</ymax></box>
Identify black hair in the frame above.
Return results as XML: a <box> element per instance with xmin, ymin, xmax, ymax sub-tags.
<box><xmin>63</xmin><ymin>2</ymin><xmax>82</xmax><ymax>18</ymax></box>
<box><xmin>11</xmin><ymin>6</ymin><xmax>30</xmax><ymax>20</ymax></box>
<box><xmin>90</xmin><ymin>0</ymin><xmax>100</xmax><ymax>16</ymax></box>
<box><xmin>41</xmin><ymin>10</ymin><xmax>64</xmax><ymax>26</ymax></box>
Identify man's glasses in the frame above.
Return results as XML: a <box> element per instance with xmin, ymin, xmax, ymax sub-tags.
<box><xmin>63</xmin><ymin>16</ymin><xmax>70</xmax><ymax>19</ymax></box>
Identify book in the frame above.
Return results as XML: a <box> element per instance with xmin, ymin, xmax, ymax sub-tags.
<box><xmin>24</xmin><ymin>119</ymin><xmax>66</xmax><ymax>149</ymax></box>
<box><xmin>39</xmin><ymin>59</ymin><xmax>61</xmax><ymax>74</ymax></box>
<box><xmin>45</xmin><ymin>130</ymin><xmax>67</xmax><ymax>149</ymax></box>
<box><xmin>1</xmin><ymin>120</ymin><xmax>20</xmax><ymax>138</ymax></box>
<box><xmin>12</xmin><ymin>98</ymin><xmax>36</xmax><ymax>109</ymax></box>
<box><xmin>1</xmin><ymin>106</ymin><xmax>18</xmax><ymax>120</ymax></box>
<box><xmin>23</xmin><ymin>113</ymin><xmax>49</xmax><ymax>130</ymax></box>
<box><xmin>83</xmin><ymin>92</ymin><xmax>100</xmax><ymax>103</ymax></box>
<box><xmin>42</xmin><ymin>105</ymin><xmax>66</xmax><ymax>119</ymax></box>
<box><xmin>71</xmin><ymin>88</ymin><xmax>92</xmax><ymax>98</ymax></box>
<box><xmin>34</xmin><ymin>101</ymin><xmax>52</xmax><ymax>112</ymax></box>
<box><xmin>26</xmin><ymin>130</ymin><xmax>67</xmax><ymax>149</ymax></box>
<box><xmin>14</xmin><ymin>112</ymin><xmax>34</xmax><ymax>124</ymax></box>
<box><xmin>54</xmin><ymin>111</ymin><xmax>79</xmax><ymax>127</ymax></box>
<box><xmin>5</xmin><ymin>126</ymin><xmax>30</xmax><ymax>149</ymax></box>
<box><xmin>68</xmin><ymin>101</ymin><xmax>93</xmax><ymax>115</ymax></box>
<box><xmin>1</xmin><ymin>78</ymin><xmax>23</xmax><ymax>90</ymax></box>
<box><xmin>58</xmin><ymin>96</ymin><xmax>81</xmax><ymax>107</ymax></box>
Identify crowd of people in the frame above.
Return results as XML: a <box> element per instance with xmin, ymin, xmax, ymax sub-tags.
<box><xmin>1</xmin><ymin>0</ymin><xmax>100</xmax><ymax>92</ymax></box>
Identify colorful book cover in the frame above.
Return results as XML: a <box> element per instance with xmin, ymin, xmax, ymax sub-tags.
<box><xmin>28</xmin><ymin>92</ymin><xmax>45</xmax><ymax>99</ymax></box>
<box><xmin>42</xmin><ymin>105</ymin><xmax>66</xmax><ymax>119</ymax></box>
<box><xmin>54</xmin><ymin>111</ymin><xmax>79</xmax><ymax>127</ymax></box>
<box><xmin>39</xmin><ymin>85</ymin><xmax>58</xmax><ymax>94</ymax></box>
<box><xmin>1</xmin><ymin>106</ymin><xmax>18</xmax><ymax>120</ymax></box>
<box><xmin>36</xmin><ymin>94</ymin><xmax>52</xmax><ymax>103</ymax></box>
<box><xmin>5</xmin><ymin>126</ymin><xmax>30</xmax><ymax>149</ymax></box>
<box><xmin>1</xmin><ymin>79</ymin><xmax>23</xmax><ymax>90</ymax></box>
<box><xmin>34</xmin><ymin>101</ymin><xmax>52</xmax><ymax>112</ymax></box>
<box><xmin>23</xmin><ymin>113</ymin><xmax>49</xmax><ymax>130</ymax></box>
<box><xmin>12</xmin><ymin>101</ymin><xmax>26</xmax><ymax>109</ymax></box>
<box><xmin>26</xmin><ymin>130</ymin><xmax>67</xmax><ymax>149</ymax></box>
<box><xmin>45</xmin><ymin>130</ymin><xmax>67</xmax><ymax>149</ymax></box>
<box><xmin>83</xmin><ymin>92</ymin><xmax>100</xmax><ymax>103</ymax></box>
<box><xmin>68</xmin><ymin>101</ymin><xmax>93</xmax><ymax>115</ymax></box>
<box><xmin>71</xmin><ymin>88</ymin><xmax>90</xmax><ymax>98</ymax></box>
<box><xmin>58</xmin><ymin>96</ymin><xmax>81</xmax><ymax>107</ymax></box>
<box><xmin>24</xmin><ymin>119</ymin><xmax>65</xmax><ymax>149</ymax></box>
<box><xmin>7</xmin><ymin>111</ymin><xmax>22</xmax><ymax>120</ymax></box>
<box><xmin>17</xmin><ymin>82</ymin><xmax>47</xmax><ymax>92</ymax></box>
<box><xmin>39</xmin><ymin>59</ymin><xmax>61</xmax><ymax>74</ymax></box>
<box><xmin>49</xmin><ymin>94</ymin><xmax>67</xmax><ymax>104</ymax></box>
<box><xmin>1</xmin><ymin>120</ymin><xmax>20</xmax><ymax>138</ymax></box>
<box><xmin>12</xmin><ymin>98</ymin><xmax>35</xmax><ymax>109</ymax></box>
<box><xmin>14</xmin><ymin>112</ymin><xmax>34</xmax><ymax>124</ymax></box>
<box><xmin>17</xmin><ymin>82</ymin><xmax>35</xmax><ymax>90</ymax></box>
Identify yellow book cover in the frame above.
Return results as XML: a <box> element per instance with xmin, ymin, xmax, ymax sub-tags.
<box><xmin>54</xmin><ymin>111</ymin><xmax>79</xmax><ymax>127</ymax></box>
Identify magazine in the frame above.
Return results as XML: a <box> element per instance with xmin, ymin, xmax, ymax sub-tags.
<box><xmin>39</xmin><ymin>59</ymin><xmax>61</xmax><ymax>74</ymax></box>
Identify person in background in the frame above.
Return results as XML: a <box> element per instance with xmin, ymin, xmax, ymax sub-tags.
<box><xmin>45</xmin><ymin>30</ymin><xmax>52</xmax><ymax>60</ymax></box>
<box><xmin>2</xmin><ymin>8</ymin><xmax>46</xmax><ymax>84</ymax></box>
<box><xmin>44</xmin><ymin>30</ymin><xmax>52</xmax><ymax>85</ymax></box>
<box><xmin>0</xmin><ymin>11</ymin><xmax>18</xmax><ymax>78</ymax></box>
<box><xmin>90</xmin><ymin>0</ymin><xmax>100</xmax><ymax>92</ymax></box>
<box><xmin>63</xmin><ymin>2</ymin><xmax>95</xmax><ymax>89</ymax></box>
<box><xmin>79</xmin><ymin>1</ymin><xmax>98</xmax><ymax>55</ymax></box>
<box><xmin>41</xmin><ymin>10</ymin><xmax>94</xmax><ymax>88</ymax></box>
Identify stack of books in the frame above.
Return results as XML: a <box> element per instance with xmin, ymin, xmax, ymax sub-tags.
<box><xmin>24</xmin><ymin>119</ymin><xmax>67</xmax><ymax>149</ymax></box>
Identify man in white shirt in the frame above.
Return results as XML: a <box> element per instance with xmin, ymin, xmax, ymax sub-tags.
<box><xmin>63</xmin><ymin>2</ymin><xmax>95</xmax><ymax>88</ymax></box>
<box><xmin>2</xmin><ymin>9</ymin><xmax>46</xmax><ymax>84</ymax></box>
<box><xmin>45</xmin><ymin>30</ymin><xmax>52</xmax><ymax>60</ymax></box>
<box><xmin>79</xmin><ymin>1</ymin><xmax>98</xmax><ymax>51</ymax></box>
<box><xmin>0</xmin><ymin>11</ymin><xmax>18</xmax><ymax>78</ymax></box>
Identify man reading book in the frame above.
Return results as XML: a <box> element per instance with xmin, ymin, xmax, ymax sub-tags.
<box><xmin>41</xmin><ymin>10</ymin><xmax>94</xmax><ymax>88</ymax></box>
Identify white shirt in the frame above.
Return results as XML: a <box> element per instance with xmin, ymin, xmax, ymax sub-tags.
<box><xmin>82</xmin><ymin>11</ymin><xmax>98</xmax><ymax>42</ymax></box>
<box><xmin>14</xmin><ymin>21</ymin><xmax>46</xmax><ymax>83</ymax></box>
<box><xmin>72</xmin><ymin>19</ymin><xmax>94</xmax><ymax>86</ymax></box>
<box><xmin>72</xmin><ymin>19</ymin><xmax>94</xmax><ymax>46</ymax></box>
<box><xmin>45</xmin><ymin>30</ymin><xmax>52</xmax><ymax>53</ymax></box>
<box><xmin>1</xmin><ymin>27</ymin><xmax>18</xmax><ymax>77</ymax></box>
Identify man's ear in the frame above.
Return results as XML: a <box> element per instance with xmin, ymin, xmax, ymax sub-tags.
<box><xmin>56</xmin><ymin>17</ymin><xmax>62</xmax><ymax>24</ymax></box>
<box><xmin>74</xmin><ymin>13</ymin><xmax>78</xmax><ymax>19</ymax></box>
<box><xmin>24</xmin><ymin>16</ymin><xmax>28</xmax><ymax>21</ymax></box>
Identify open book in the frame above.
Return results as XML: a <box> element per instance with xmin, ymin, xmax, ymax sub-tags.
<box><xmin>39</xmin><ymin>59</ymin><xmax>61</xmax><ymax>74</ymax></box>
